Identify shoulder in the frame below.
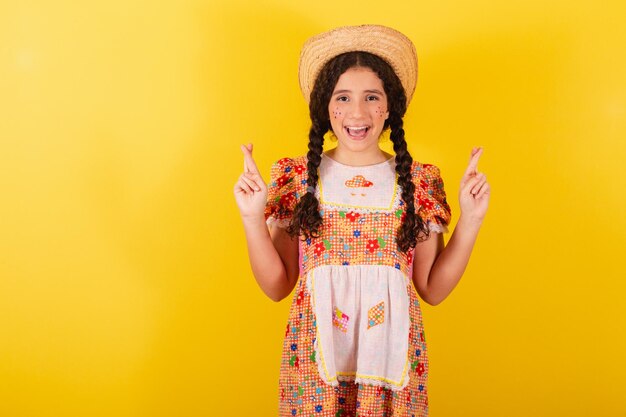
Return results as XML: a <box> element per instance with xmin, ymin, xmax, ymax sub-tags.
<box><xmin>268</xmin><ymin>155</ymin><xmax>308</xmax><ymax>191</ymax></box>
<box><xmin>410</xmin><ymin>160</ymin><xmax>442</xmax><ymax>175</ymax></box>
<box><xmin>410</xmin><ymin>161</ymin><xmax>444</xmax><ymax>188</ymax></box>
<box><xmin>270</xmin><ymin>155</ymin><xmax>308</xmax><ymax>172</ymax></box>
<box><xmin>409</xmin><ymin>160</ymin><xmax>451</xmax><ymax>229</ymax></box>
<box><xmin>270</xmin><ymin>155</ymin><xmax>307</xmax><ymax>175</ymax></box>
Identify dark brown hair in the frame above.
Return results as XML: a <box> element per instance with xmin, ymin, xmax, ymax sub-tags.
<box><xmin>286</xmin><ymin>51</ymin><xmax>429</xmax><ymax>252</ymax></box>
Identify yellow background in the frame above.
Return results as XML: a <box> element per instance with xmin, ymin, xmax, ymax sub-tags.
<box><xmin>1</xmin><ymin>0</ymin><xmax>625</xmax><ymax>416</ymax></box>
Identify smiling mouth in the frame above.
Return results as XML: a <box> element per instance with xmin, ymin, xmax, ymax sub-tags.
<box><xmin>345</xmin><ymin>126</ymin><xmax>370</xmax><ymax>139</ymax></box>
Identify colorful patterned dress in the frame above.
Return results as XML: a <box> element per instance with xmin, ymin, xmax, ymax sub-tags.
<box><xmin>264</xmin><ymin>153</ymin><xmax>451</xmax><ymax>417</ymax></box>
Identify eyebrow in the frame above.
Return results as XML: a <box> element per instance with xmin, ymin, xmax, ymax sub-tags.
<box><xmin>332</xmin><ymin>89</ymin><xmax>385</xmax><ymax>95</ymax></box>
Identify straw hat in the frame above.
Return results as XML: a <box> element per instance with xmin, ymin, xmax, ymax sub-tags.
<box><xmin>298</xmin><ymin>24</ymin><xmax>418</xmax><ymax>105</ymax></box>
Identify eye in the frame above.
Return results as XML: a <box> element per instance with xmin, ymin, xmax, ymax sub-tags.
<box><xmin>366</xmin><ymin>95</ymin><xmax>380</xmax><ymax>101</ymax></box>
<box><xmin>336</xmin><ymin>96</ymin><xmax>349</xmax><ymax>102</ymax></box>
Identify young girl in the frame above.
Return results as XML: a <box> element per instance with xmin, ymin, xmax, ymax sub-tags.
<box><xmin>234</xmin><ymin>25</ymin><xmax>489</xmax><ymax>417</ymax></box>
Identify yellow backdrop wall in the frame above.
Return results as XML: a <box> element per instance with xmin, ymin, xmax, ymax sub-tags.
<box><xmin>1</xmin><ymin>0</ymin><xmax>625</xmax><ymax>416</ymax></box>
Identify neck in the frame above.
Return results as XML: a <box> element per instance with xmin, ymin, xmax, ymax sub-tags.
<box><xmin>325</xmin><ymin>147</ymin><xmax>393</xmax><ymax>167</ymax></box>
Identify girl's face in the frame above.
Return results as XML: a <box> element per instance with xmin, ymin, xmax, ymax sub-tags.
<box><xmin>328</xmin><ymin>67</ymin><xmax>389</xmax><ymax>154</ymax></box>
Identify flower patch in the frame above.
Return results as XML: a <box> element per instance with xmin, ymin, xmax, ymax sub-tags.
<box><xmin>332</xmin><ymin>307</ymin><xmax>350</xmax><ymax>333</ymax></box>
<box><xmin>368</xmin><ymin>301</ymin><xmax>385</xmax><ymax>329</ymax></box>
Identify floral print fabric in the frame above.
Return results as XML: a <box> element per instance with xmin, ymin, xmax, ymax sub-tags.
<box><xmin>264</xmin><ymin>154</ymin><xmax>451</xmax><ymax>417</ymax></box>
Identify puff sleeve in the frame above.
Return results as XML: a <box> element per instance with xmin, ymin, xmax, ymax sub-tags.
<box><xmin>264</xmin><ymin>157</ymin><xmax>299</xmax><ymax>228</ymax></box>
<box><xmin>412</xmin><ymin>162</ymin><xmax>452</xmax><ymax>233</ymax></box>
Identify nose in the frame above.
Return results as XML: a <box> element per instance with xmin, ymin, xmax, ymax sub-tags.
<box><xmin>348</xmin><ymin>99</ymin><xmax>366</xmax><ymax>119</ymax></box>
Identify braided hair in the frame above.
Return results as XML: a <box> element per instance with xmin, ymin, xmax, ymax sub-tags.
<box><xmin>287</xmin><ymin>51</ymin><xmax>429</xmax><ymax>252</ymax></box>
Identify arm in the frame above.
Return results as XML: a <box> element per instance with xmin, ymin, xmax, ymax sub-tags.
<box><xmin>412</xmin><ymin>147</ymin><xmax>490</xmax><ymax>306</ymax></box>
<box><xmin>234</xmin><ymin>144</ymin><xmax>300</xmax><ymax>302</ymax></box>
<box><xmin>241</xmin><ymin>217</ymin><xmax>299</xmax><ymax>302</ymax></box>
<box><xmin>412</xmin><ymin>216</ymin><xmax>482</xmax><ymax>306</ymax></box>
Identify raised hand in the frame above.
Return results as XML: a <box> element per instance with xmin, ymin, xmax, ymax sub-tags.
<box><xmin>458</xmin><ymin>147</ymin><xmax>490</xmax><ymax>222</ymax></box>
<box><xmin>234</xmin><ymin>143</ymin><xmax>268</xmax><ymax>220</ymax></box>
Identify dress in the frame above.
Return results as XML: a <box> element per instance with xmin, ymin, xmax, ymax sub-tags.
<box><xmin>264</xmin><ymin>153</ymin><xmax>451</xmax><ymax>417</ymax></box>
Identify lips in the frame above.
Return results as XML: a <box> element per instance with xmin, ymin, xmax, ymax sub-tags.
<box><xmin>345</xmin><ymin>125</ymin><xmax>370</xmax><ymax>139</ymax></box>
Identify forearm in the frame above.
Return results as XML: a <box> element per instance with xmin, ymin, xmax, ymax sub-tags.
<box><xmin>241</xmin><ymin>215</ymin><xmax>291</xmax><ymax>301</ymax></box>
<box><xmin>425</xmin><ymin>215</ymin><xmax>483</xmax><ymax>305</ymax></box>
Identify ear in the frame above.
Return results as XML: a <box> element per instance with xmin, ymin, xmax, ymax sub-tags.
<box><xmin>384</xmin><ymin>109</ymin><xmax>390</xmax><ymax>120</ymax></box>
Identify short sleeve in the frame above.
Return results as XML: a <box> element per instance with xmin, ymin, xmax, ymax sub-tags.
<box><xmin>264</xmin><ymin>157</ymin><xmax>299</xmax><ymax>228</ymax></box>
<box><xmin>412</xmin><ymin>163</ymin><xmax>452</xmax><ymax>233</ymax></box>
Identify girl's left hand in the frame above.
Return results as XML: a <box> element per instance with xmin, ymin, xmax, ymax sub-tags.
<box><xmin>459</xmin><ymin>147</ymin><xmax>490</xmax><ymax>222</ymax></box>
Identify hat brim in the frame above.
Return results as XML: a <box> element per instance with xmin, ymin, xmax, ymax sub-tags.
<box><xmin>298</xmin><ymin>25</ymin><xmax>418</xmax><ymax>105</ymax></box>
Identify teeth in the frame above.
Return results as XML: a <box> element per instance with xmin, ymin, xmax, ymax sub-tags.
<box><xmin>346</xmin><ymin>126</ymin><xmax>369</xmax><ymax>136</ymax></box>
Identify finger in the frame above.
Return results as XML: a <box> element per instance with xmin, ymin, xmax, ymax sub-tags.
<box><xmin>240</xmin><ymin>144</ymin><xmax>249</xmax><ymax>173</ymax></box>
<box><xmin>465</xmin><ymin>147</ymin><xmax>482</xmax><ymax>174</ymax></box>
<box><xmin>244</xmin><ymin>172</ymin><xmax>266</xmax><ymax>191</ymax></box>
<box><xmin>237</xmin><ymin>174</ymin><xmax>255</xmax><ymax>194</ymax></box>
<box><xmin>240</xmin><ymin>144</ymin><xmax>254</xmax><ymax>172</ymax></box>
<box><xmin>461</xmin><ymin>167</ymin><xmax>481</xmax><ymax>187</ymax></box>
<box><xmin>233</xmin><ymin>181</ymin><xmax>249</xmax><ymax>195</ymax></box>
<box><xmin>241</xmin><ymin>143</ymin><xmax>260</xmax><ymax>174</ymax></box>
<box><xmin>237</xmin><ymin>181</ymin><xmax>254</xmax><ymax>195</ymax></box>
<box><xmin>475</xmin><ymin>182</ymin><xmax>491</xmax><ymax>199</ymax></box>
<box><xmin>463</xmin><ymin>147</ymin><xmax>483</xmax><ymax>177</ymax></box>
<box><xmin>471</xmin><ymin>179</ymin><xmax>487</xmax><ymax>196</ymax></box>
<box><xmin>241</xmin><ymin>173</ymin><xmax>262</xmax><ymax>192</ymax></box>
<box><xmin>461</xmin><ymin>174</ymin><xmax>483</xmax><ymax>194</ymax></box>
<box><xmin>470</xmin><ymin>174</ymin><xmax>487</xmax><ymax>195</ymax></box>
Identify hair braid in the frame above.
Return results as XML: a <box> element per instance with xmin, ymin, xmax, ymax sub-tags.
<box><xmin>287</xmin><ymin>124</ymin><xmax>325</xmax><ymax>239</ymax></box>
<box><xmin>389</xmin><ymin>114</ymin><xmax>430</xmax><ymax>252</ymax></box>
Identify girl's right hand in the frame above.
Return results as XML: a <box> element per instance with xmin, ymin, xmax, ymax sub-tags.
<box><xmin>234</xmin><ymin>143</ymin><xmax>268</xmax><ymax>220</ymax></box>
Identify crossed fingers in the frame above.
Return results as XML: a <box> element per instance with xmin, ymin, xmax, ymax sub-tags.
<box><xmin>462</xmin><ymin>147</ymin><xmax>488</xmax><ymax>198</ymax></box>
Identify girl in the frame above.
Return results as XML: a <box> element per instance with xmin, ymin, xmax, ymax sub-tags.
<box><xmin>234</xmin><ymin>25</ymin><xmax>489</xmax><ymax>417</ymax></box>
